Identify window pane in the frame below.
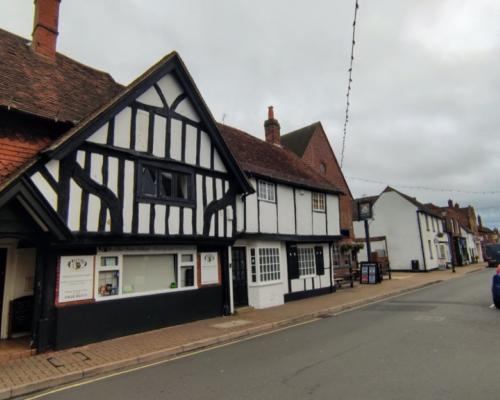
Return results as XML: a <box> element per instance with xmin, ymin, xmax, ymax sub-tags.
<box><xmin>176</xmin><ymin>173</ymin><xmax>189</xmax><ymax>199</ymax></box>
<box><xmin>258</xmin><ymin>248</ymin><xmax>280</xmax><ymax>282</ymax></box>
<box><xmin>141</xmin><ymin>167</ymin><xmax>157</xmax><ymax>196</ymax></box>
<box><xmin>298</xmin><ymin>247</ymin><xmax>316</xmax><ymax>276</ymax></box>
<box><xmin>181</xmin><ymin>254</ymin><xmax>194</xmax><ymax>263</ymax></box>
<box><xmin>160</xmin><ymin>172</ymin><xmax>173</xmax><ymax>198</ymax></box>
<box><xmin>98</xmin><ymin>270</ymin><xmax>119</xmax><ymax>296</ymax></box>
<box><xmin>101</xmin><ymin>256</ymin><xmax>118</xmax><ymax>267</ymax></box>
<box><xmin>122</xmin><ymin>254</ymin><xmax>177</xmax><ymax>294</ymax></box>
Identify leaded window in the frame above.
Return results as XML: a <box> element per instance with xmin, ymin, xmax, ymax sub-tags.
<box><xmin>138</xmin><ymin>164</ymin><xmax>193</xmax><ymax>205</ymax></box>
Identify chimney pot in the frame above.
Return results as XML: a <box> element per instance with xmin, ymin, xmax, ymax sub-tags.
<box><xmin>455</xmin><ymin>203</ymin><xmax>459</xmax><ymax>209</ymax></box>
<box><xmin>264</xmin><ymin>105</ymin><xmax>281</xmax><ymax>145</ymax></box>
<box><xmin>448</xmin><ymin>199</ymin><xmax>453</xmax><ymax>208</ymax></box>
<box><xmin>32</xmin><ymin>0</ymin><xmax>61</xmax><ymax>59</ymax></box>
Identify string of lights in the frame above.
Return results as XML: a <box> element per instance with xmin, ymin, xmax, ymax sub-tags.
<box><xmin>340</xmin><ymin>0</ymin><xmax>360</xmax><ymax>169</ymax></box>
<box><xmin>347</xmin><ymin>176</ymin><xmax>500</xmax><ymax>195</ymax></box>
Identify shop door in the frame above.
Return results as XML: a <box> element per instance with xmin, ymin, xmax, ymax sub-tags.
<box><xmin>0</xmin><ymin>249</ymin><xmax>6</xmax><ymax>325</ymax></box>
<box><xmin>232</xmin><ymin>247</ymin><xmax>248</xmax><ymax>307</ymax></box>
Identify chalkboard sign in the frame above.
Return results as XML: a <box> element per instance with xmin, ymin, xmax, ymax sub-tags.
<box><xmin>9</xmin><ymin>295</ymin><xmax>34</xmax><ymax>336</ymax></box>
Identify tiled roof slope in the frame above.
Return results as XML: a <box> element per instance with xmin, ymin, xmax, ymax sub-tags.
<box><xmin>0</xmin><ymin>28</ymin><xmax>123</xmax><ymax>124</ymax></box>
<box><xmin>384</xmin><ymin>187</ymin><xmax>443</xmax><ymax>218</ymax></box>
<box><xmin>217</xmin><ymin>123</ymin><xmax>343</xmax><ymax>194</ymax></box>
<box><xmin>0</xmin><ymin>134</ymin><xmax>51</xmax><ymax>183</ymax></box>
<box><xmin>280</xmin><ymin>122</ymin><xmax>319</xmax><ymax>157</ymax></box>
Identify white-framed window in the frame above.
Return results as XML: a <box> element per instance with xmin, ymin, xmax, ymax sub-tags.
<box><xmin>312</xmin><ymin>192</ymin><xmax>326</xmax><ymax>212</ymax></box>
<box><xmin>428</xmin><ymin>240</ymin><xmax>433</xmax><ymax>259</ymax></box>
<box><xmin>258</xmin><ymin>248</ymin><xmax>281</xmax><ymax>282</ymax></box>
<box><xmin>425</xmin><ymin>214</ymin><xmax>429</xmax><ymax>231</ymax></box>
<box><xmin>257</xmin><ymin>180</ymin><xmax>276</xmax><ymax>203</ymax></box>
<box><xmin>432</xmin><ymin>218</ymin><xmax>436</xmax><ymax>232</ymax></box>
<box><xmin>319</xmin><ymin>162</ymin><xmax>326</xmax><ymax>175</ymax></box>
<box><xmin>298</xmin><ymin>247</ymin><xmax>316</xmax><ymax>277</ymax></box>
<box><xmin>95</xmin><ymin>250</ymin><xmax>196</xmax><ymax>300</ymax></box>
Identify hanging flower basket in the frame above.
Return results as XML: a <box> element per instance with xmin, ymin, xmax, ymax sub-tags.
<box><xmin>340</xmin><ymin>242</ymin><xmax>364</xmax><ymax>254</ymax></box>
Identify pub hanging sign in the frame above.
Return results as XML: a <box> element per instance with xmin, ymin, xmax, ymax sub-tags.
<box><xmin>58</xmin><ymin>255</ymin><xmax>95</xmax><ymax>303</ymax></box>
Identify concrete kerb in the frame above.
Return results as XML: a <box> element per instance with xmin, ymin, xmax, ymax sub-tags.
<box><xmin>5</xmin><ymin>269</ymin><xmax>484</xmax><ymax>399</ymax></box>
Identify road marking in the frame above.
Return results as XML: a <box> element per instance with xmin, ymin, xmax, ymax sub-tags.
<box><xmin>24</xmin><ymin>318</ymin><xmax>321</xmax><ymax>399</ymax></box>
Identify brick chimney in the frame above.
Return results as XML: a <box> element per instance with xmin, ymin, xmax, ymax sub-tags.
<box><xmin>264</xmin><ymin>106</ymin><xmax>281</xmax><ymax>145</ymax></box>
<box><xmin>455</xmin><ymin>202</ymin><xmax>459</xmax><ymax>209</ymax></box>
<box><xmin>32</xmin><ymin>0</ymin><xmax>61</xmax><ymax>58</ymax></box>
<box><xmin>448</xmin><ymin>199</ymin><xmax>453</xmax><ymax>208</ymax></box>
<box><xmin>478</xmin><ymin>215</ymin><xmax>483</xmax><ymax>229</ymax></box>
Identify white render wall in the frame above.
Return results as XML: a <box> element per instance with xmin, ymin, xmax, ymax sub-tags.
<box><xmin>235</xmin><ymin>178</ymin><xmax>340</xmax><ymax>237</ymax></box>
<box><xmin>234</xmin><ymin>239</ymin><xmax>286</xmax><ymax>309</ymax></box>
<box><xmin>418</xmin><ymin>213</ymin><xmax>449</xmax><ymax>270</ymax></box>
<box><xmin>354</xmin><ymin>191</ymin><xmax>423</xmax><ymax>271</ymax></box>
<box><xmin>233</xmin><ymin>240</ymin><xmax>333</xmax><ymax>309</ymax></box>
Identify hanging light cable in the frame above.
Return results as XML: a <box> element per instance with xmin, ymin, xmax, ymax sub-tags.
<box><xmin>340</xmin><ymin>0</ymin><xmax>360</xmax><ymax>169</ymax></box>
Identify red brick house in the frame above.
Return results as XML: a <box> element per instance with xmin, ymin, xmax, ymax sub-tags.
<box><xmin>281</xmin><ymin>122</ymin><xmax>358</xmax><ymax>275</ymax></box>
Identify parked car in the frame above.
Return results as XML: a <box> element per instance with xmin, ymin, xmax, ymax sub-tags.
<box><xmin>484</xmin><ymin>244</ymin><xmax>500</xmax><ymax>268</ymax></box>
<box><xmin>492</xmin><ymin>266</ymin><xmax>500</xmax><ymax>309</ymax></box>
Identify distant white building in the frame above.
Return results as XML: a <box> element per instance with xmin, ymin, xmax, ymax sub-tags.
<box><xmin>354</xmin><ymin>187</ymin><xmax>451</xmax><ymax>271</ymax></box>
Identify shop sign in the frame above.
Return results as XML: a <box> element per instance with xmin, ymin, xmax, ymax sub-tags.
<box><xmin>58</xmin><ymin>255</ymin><xmax>95</xmax><ymax>303</ymax></box>
<box><xmin>201</xmin><ymin>252</ymin><xmax>218</xmax><ymax>285</ymax></box>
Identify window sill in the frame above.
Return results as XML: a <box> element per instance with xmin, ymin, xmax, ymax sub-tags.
<box><xmin>312</xmin><ymin>209</ymin><xmax>326</xmax><ymax>213</ymax></box>
<box><xmin>258</xmin><ymin>198</ymin><xmax>276</xmax><ymax>204</ymax></box>
<box><xmin>248</xmin><ymin>280</ymin><xmax>282</xmax><ymax>288</ymax></box>
<box><xmin>95</xmin><ymin>285</ymin><xmax>197</xmax><ymax>301</ymax></box>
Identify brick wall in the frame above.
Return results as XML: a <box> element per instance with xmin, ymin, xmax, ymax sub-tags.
<box><xmin>300</xmin><ymin>126</ymin><xmax>354</xmax><ymax>239</ymax></box>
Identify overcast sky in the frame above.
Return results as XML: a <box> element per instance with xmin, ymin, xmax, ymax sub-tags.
<box><xmin>2</xmin><ymin>0</ymin><xmax>500</xmax><ymax>227</ymax></box>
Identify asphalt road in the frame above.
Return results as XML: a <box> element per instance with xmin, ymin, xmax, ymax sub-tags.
<box><xmin>24</xmin><ymin>269</ymin><xmax>500</xmax><ymax>400</ymax></box>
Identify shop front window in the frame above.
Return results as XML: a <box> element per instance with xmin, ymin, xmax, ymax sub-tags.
<box><xmin>96</xmin><ymin>251</ymin><xmax>196</xmax><ymax>300</ymax></box>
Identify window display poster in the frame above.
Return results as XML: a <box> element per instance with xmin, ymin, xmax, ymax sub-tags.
<box><xmin>58</xmin><ymin>255</ymin><xmax>95</xmax><ymax>303</ymax></box>
<box><xmin>201</xmin><ymin>252</ymin><xmax>219</xmax><ymax>285</ymax></box>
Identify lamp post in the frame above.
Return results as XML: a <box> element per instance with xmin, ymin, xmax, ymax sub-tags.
<box><xmin>358</xmin><ymin>200</ymin><xmax>373</xmax><ymax>263</ymax></box>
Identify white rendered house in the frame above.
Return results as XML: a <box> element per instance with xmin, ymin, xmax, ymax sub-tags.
<box><xmin>354</xmin><ymin>187</ymin><xmax>450</xmax><ymax>271</ymax></box>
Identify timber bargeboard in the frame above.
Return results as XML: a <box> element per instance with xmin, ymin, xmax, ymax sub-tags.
<box><xmin>28</xmin><ymin>52</ymin><xmax>251</xmax><ymax>240</ymax></box>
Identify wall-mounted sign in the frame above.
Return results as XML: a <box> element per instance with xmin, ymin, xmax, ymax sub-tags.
<box><xmin>201</xmin><ymin>252</ymin><xmax>218</xmax><ymax>285</ymax></box>
<box><xmin>58</xmin><ymin>255</ymin><xmax>95</xmax><ymax>303</ymax></box>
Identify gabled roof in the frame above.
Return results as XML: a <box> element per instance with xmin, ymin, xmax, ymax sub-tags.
<box><xmin>282</xmin><ymin>121</ymin><xmax>353</xmax><ymax>198</ymax></box>
<box><xmin>383</xmin><ymin>187</ymin><xmax>443</xmax><ymax>218</ymax></box>
<box><xmin>281</xmin><ymin>122</ymin><xmax>319</xmax><ymax>157</ymax></box>
<box><xmin>42</xmin><ymin>52</ymin><xmax>252</xmax><ymax>194</ymax></box>
<box><xmin>0</xmin><ymin>28</ymin><xmax>123</xmax><ymax>124</ymax></box>
<box><xmin>217</xmin><ymin>123</ymin><xmax>343</xmax><ymax>194</ymax></box>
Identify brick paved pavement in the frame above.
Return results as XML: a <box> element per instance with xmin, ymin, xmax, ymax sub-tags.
<box><xmin>0</xmin><ymin>263</ymin><xmax>487</xmax><ymax>399</ymax></box>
